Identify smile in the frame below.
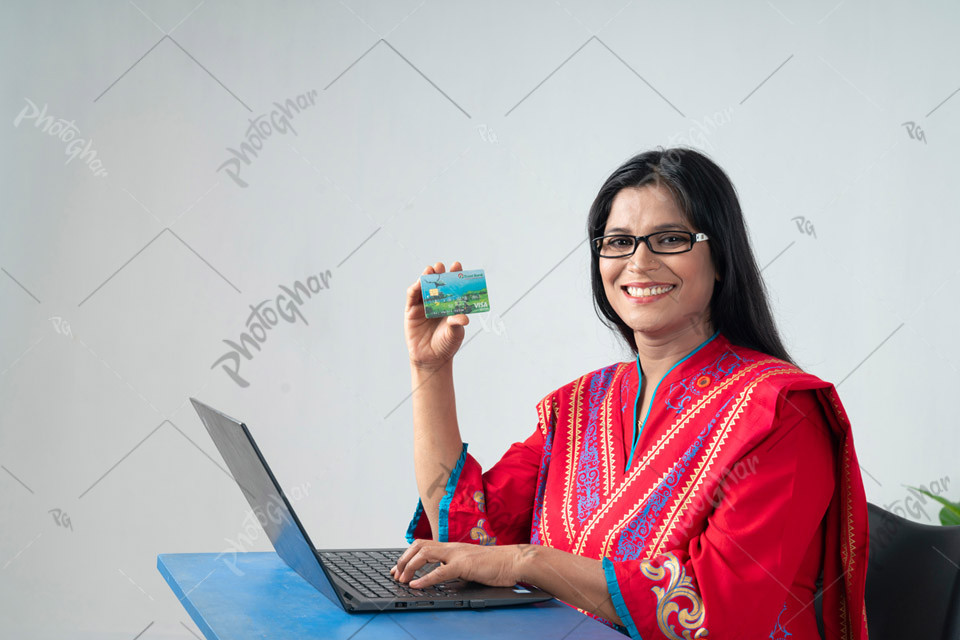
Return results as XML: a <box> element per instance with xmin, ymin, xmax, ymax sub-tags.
<box><xmin>623</xmin><ymin>284</ymin><xmax>675</xmax><ymax>298</ymax></box>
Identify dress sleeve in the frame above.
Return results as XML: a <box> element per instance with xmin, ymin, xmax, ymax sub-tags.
<box><xmin>405</xmin><ymin>423</ymin><xmax>545</xmax><ymax>546</ymax></box>
<box><xmin>603</xmin><ymin>389</ymin><xmax>838</xmax><ymax>639</ymax></box>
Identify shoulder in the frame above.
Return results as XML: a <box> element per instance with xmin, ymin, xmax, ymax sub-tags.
<box><xmin>709</xmin><ymin>336</ymin><xmax>846</xmax><ymax>440</ymax></box>
<box><xmin>717</xmin><ymin>336</ymin><xmax>831</xmax><ymax>397</ymax></box>
<box><xmin>722</xmin><ymin>341</ymin><xmax>840</xmax><ymax>452</ymax></box>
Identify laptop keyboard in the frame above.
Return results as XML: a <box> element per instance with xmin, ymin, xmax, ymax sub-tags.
<box><xmin>320</xmin><ymin>550</ymin><xmax>450</xmax><ymax>600</ymax></box>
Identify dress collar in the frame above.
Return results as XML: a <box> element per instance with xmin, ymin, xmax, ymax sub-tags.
<box><xmin>633</xmin><ymin>329</ymin><xmax>721</xmax><ymax>385</ymax></box>
<box><xmin>625</xmin><ymin>329</ymin><xmax>721</xmax><ymax>471</ymax></box>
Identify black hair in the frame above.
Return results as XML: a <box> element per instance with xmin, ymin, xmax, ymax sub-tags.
<box><xmin>586</xmin><ymin>146</ymin><xmax>794</xmax><ymax>364</ymax></box>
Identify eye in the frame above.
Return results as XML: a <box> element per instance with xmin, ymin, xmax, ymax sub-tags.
<box><xmin>603</xmin><ymin>236</ymin><xmax>632</xmax><ymax>247</ymax></box>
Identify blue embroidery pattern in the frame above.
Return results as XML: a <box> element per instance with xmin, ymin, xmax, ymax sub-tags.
<box><xmin>769</xmin><ymin>601</ymin><xmax>793</xmax><ymax>639</ymax></box>
<box><xmin>576</xmin><ymin>365</ymin><xmax>617</xmax><ymax>524</ymax></box>
<box><xmin>664</xmin><ymin>349</ymin><xmax>752</xmax><ymax>414</ymax></box>
<box><xmin>614</xmin><ymin>397</ymin><xmax>733</xmax><ymax>560</ymax></box>
<box><xmin>620</xmin><ymin>363</ymin><xmax>631</xmax><ymax>415</ymax></box>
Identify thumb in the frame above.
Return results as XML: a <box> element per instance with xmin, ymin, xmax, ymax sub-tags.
<box><xmin>447</xmin><ymin>314</ymin><xmax>469</xmax><ymax>326</ymax></box>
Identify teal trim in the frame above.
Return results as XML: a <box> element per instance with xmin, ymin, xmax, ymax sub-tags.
<box><xmin>404</xmin><ymin>499</ymin><xmax>425</xmax><ymax>544</ymax></box>
<box><xmin>603</xmin><ymin>556</ymin><xmax>643</xmax><ymax>639</ymax></box>
<box><xmin>627</xmin><ymin>352</ymin><xmax>643</xmax><ymax>471</ymax></box>
<box><xmin>437</xmin><ymin>442</ymin><xmax>469</xmax><ymax>543</ymax></box>
<box><xmin>625</xmin><ymin>330</ymin><xmax>719</xmax><ymax>471</ymax></box>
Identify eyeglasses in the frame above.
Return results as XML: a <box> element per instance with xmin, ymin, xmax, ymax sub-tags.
<box><xmin>591</xmin><ymin>230</ymin><xmax>709</xmax><ymax>258</ymax></box>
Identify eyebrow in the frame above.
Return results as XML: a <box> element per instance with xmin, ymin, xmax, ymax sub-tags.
<box><xmin>604</xmin><ymin>223</ymin><xmax>689</xmax><ymax>234</ymax></box>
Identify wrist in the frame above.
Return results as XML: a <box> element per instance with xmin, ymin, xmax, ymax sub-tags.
<box><xmin>515</xmin><ymin>543</ymin><xmax>542</xmax><ymax>584</ymax></box>
<box><xmin>410</xmin><ymin>359</ymin><xmax>452</xmax><ymax>375</ymax></box>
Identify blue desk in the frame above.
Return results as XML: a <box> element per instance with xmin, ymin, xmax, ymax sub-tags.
<box><xmin>157</xmin><ymin>552</ymin><xmax>625</xmax><ymax>639</ymax></box>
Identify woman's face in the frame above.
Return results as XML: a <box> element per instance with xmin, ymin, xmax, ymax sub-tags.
<box><xmin>599</xmin><ymin>184</ymin><xmax>718</xmax><ymax>343</ymax></box>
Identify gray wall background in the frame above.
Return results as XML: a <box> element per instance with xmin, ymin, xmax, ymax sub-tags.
<box><xmin>1</xmin><ymin>1</ymin><xmax>957</xmax><ymax>638</ymax></box>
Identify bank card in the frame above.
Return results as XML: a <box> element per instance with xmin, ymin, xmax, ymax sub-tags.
<box><xmin>419</xmin><ymin>269</ymin><xmax>490</xmax><ymax>318</ymax></box>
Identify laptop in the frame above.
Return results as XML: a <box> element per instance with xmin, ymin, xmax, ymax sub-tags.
<box><xmin>189</xmin><ymin>398</ymin><xmax>553</xmax><ymax>612</ymax></box>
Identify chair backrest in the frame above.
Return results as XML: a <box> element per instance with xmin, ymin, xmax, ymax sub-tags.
<box><xmin>865</xmin><ymin>502</ymin><xmax>960</xmax><ymax>640</ymax></box>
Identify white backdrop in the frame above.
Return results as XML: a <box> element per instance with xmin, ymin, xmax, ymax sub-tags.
<box><xmin>1</xmin><ymin>1</ymin><xmax>958</xmax><ymax>638</ymax></box>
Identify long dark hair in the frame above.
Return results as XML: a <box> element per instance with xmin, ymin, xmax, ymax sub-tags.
<box><xmin>586</xmin><ymin>146</ymin><xmax>794</xmax><ymax>364</ymax></box>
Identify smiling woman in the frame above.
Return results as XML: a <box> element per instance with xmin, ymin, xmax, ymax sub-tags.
<box><xmin>398</xmin><ymin>147</ymin><xmax>870</xmax><ymax>640</ymax></box>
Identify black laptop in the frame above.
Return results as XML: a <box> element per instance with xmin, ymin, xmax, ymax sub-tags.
<box><xmin>189</xmin><ymin>398</ymin><xmax>553</xmax><ymax>612</ymax></box>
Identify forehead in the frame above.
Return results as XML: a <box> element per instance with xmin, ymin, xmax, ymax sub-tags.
<box><xmin>604</xmin><ymin>185</ymin><xmax>688</xmax><ymax>231</ymax></box>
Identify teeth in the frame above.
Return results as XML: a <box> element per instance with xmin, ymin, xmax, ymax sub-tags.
<box><xmin>626</xmin><ymin>284</ymin><xmax>674</xmax><ymax>297</ymax></box>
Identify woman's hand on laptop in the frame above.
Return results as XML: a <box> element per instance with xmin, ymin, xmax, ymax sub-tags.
<box><xmin>390</xmin><ymin>539</ymin><xmax>524</xmax><ymax>588</ymax></box>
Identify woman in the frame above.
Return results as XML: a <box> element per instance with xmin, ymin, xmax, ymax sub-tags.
<box><xmin>392</xmin><ymin>148</ymin><xmax>870</xmax><ymax>640</ymax></box>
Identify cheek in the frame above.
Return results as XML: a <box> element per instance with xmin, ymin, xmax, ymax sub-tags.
<box><xmin>689</xmin><ymin>265</ymin><xmax>716</xmax><ymax>299</ymax></box>
<box><xmin>598</xmin><ymin>262</ymin><xmax>615</xmax><ymax>286</ymax></box>
<box><xmin>600</xmin><ymin>266</ymin><xmax>621</xmax><ymax>297</ymax></box>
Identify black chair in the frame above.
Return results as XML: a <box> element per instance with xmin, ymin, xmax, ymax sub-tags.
<box><xmin>864</xmin><ymin>502</ymin><xmax>960</xmax><ymax>639</ymax></box>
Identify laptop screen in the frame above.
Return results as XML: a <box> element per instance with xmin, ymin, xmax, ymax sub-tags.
<box><xmin>190</xmin><ymin>398</ymin><xmax>339</xmax><ymax>605</ymax></box>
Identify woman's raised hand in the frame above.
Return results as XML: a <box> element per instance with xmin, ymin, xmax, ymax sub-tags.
<box><xmin>405</xmin><ymin>261</ymin><xmax>470</xmax><ymax>371</ymax></box>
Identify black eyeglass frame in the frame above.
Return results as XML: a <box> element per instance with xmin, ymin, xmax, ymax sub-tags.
<box><xmin>591</xmin><ymin>231</ymin><xmax>709</xmax><ymax>258</ymax></box>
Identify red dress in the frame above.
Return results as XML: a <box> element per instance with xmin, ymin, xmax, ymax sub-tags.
<box><xmin>406</xmin><ymin>331</ymin><xmax>870</xmax><ymax>639</ymax></box>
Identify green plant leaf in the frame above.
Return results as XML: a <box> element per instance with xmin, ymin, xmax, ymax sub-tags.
<box><xmin>908</xmin><ymin>486</ymin><xmax>960</xmax><ymax>526</ymax></box>
<box><xmin>940</xmin><ymin>509</ymin><xmax>960</xmax><ymax>527</ymax></box>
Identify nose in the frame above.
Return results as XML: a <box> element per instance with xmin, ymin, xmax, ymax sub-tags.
<box><xmin>628</xmin><ymin>240</ymin><xmax>660</xmax><ymax>269</ymax></box>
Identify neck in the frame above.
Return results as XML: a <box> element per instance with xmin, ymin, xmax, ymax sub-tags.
<box><xmin>634</xmin><ymin>317</ymin><xmax>715</xmax><ymax>383</ymax></box>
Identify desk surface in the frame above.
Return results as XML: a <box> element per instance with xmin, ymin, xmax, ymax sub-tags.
<box><xmin>157</xmin><ymin>552</ymin><xmax>625</xmax><ymax>639</ymax></box>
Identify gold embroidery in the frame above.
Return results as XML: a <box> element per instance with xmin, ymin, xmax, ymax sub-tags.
<box><xmin>470</xmin><ymin>518</ymin><xmax>497</xmax><ymax>545</ymax></box>
<box><xmin>541</xmin><ymin>497</ymin><xmax>554</xmax><ymax>547</ymax></box>
<box><xmin>640</xmin><ymin>551</ymin><xmax>709</xmax><ymax>640</ymax></box>
<box><xmin>537</xmin><ymin>394</ymin><xmax>558</xmax><ymax>550</ymax></box>
<box><xmin>536</xmin><ymin>398</ymin><xmax>548</xmax><ymax>437</ymax></box>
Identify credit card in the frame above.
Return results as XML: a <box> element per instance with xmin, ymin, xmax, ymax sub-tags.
<box><xmin>419</xmin><ymin>269</ymin><xmax>490</xmax><ymax>318</ymax></box>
